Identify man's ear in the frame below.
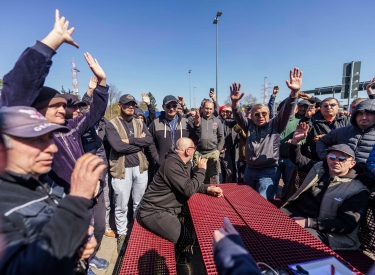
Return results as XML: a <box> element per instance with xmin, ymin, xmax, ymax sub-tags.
<box><xmin>350</xmin><ymin>160</ymin><xmax>356</xmax><ymax>169</ymax></box>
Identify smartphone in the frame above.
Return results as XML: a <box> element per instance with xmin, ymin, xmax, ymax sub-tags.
<box><xmin>209</xmin><ymin>88</ymin><xmax>214</xmax><ymax>94</ymax></box>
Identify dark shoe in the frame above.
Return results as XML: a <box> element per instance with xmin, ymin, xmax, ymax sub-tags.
<box><xmin>117</xmin><ymin>234</ymin><xmax>127</xmax><ymax>254</ymax></box>
<box><xmin>89</xmin><ymin>256</ymin><xmax>109</xmax><ymax>270</ymax></box>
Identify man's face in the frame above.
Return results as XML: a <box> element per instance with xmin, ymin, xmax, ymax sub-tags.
<box><xmin>177</xmin><ymin>108</ymin><xmax>183</xmax><ymax>115</ymax></box>
<box><xmin>252</xmin><ymin>107</ymin><xmax>270</xmax><ymax>127</ymax></box>
<box><xmin>220</xmin><ymin>109</ymin><xmax>231</xmax><ymax>120</ymax></box>
<box><xmin>163</xmin><ymin>101</ymin><xmax>178</xmax><ymax>119</ymax></box>
<box><xmin>7</xmin><ymin>133</ymin><xmax>58</xmax><ymax>178</ymax></box>
<box><xmin>355</xmin><ymin>111</ymin><xmax>375</xmax><ymax>130</ymax></box>
<box><xmin>40</xmin><ymin>102</ymin><xmax>66</xmax><ymax>125</ymax></box>
<box><xmin>321</xmin><ymin>100</ymin><xmax>339</xmax><ymax>118</ymax></box>
<box><xmin>119</xmin><ymin>102</ymin><xmax>136</xmax><ymax>116</ymax></box>
<box><xmin>65</xmin><ymin>104</ymin><xmax>83</xmax><ymax>119</ymax></box>
<box><xmin>297</xmin><ymin>104</ymin><xmax>308</xmax><ymax>116</ymax></box>
<box><xmin>203</xmin><ymin>102</ymin><xmax>214</xmax><ymax>118</ymax></box>
<box><xmin>135</xmin><ymin>115</ymin><xmax>145</xmax><ymax>122</ymax></box>
<box><xmin>326</xmin><ymin>150</ymin><xmax>355</xmax><ymax>176</ymax></box>
<box><xmin>186</xmin><ymin>142</ymin><xmax>196</xmax><ymax>162</ymax></box>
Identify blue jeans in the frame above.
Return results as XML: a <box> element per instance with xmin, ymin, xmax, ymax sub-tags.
<box><xmin>275</xmin><ymin>157</ymin><xmax>298</xmax><ymax>196</ymax></box>
<box><xmin>244</xmin><ymin>165</ymin><xmax>278</xmax><ymax>200</ymax></box>
<box><xmin>112</xmin><ymin>166</ymin><xmax>148</xmax><ymax>235</ymax></box>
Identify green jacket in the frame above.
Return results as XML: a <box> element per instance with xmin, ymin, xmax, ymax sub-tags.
<box><xmin>279</xmin><ymin>117</ymin><xmax>305</xmax><ymax>158</ymax></box>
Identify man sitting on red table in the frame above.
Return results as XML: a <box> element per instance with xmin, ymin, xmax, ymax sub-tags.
<box><xmin>281</xmin><ymin>122</ymin><xmax>369</xmax><ymax>250</ymax></box>
<box><xmin>139</xmin><ymin>137</ymin><xmax>223</xmax><ymax>264</ymax></box>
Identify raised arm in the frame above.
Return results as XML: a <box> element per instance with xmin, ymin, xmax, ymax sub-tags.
<box><xmin>1</xmin><ymin>10</ymin><xmax>78</xmax><ymax>107</ymax></box>
<box><xmin>230</xmin><ymin>82</ymin><xmax>248</xmax><ymax>132</ymax></box>
<box><xmin>142</xmin><ymin>93</ymin><xmax>156</xmax><ymax>125</ymax></box>
<box><xmin>366</xmin><ymin>78</ymin><xmax>375</xmax><ymax>99</ymax></box>
<box><xmin>273</xmin><ymin>68</ymin><xmax>301</xmax><ymax>133</ymax></box>
<box><xmin>268</xmin><ymin>86</ymin><xmax>278</xmax><ymax>119</ymax></box>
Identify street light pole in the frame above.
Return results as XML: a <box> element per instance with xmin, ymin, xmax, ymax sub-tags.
<box><xmin>213</xmin><ymin>11</ymin><xmax>222</xmax><ymax>102</ymax></box>
<box><xmin>193</xmin><ymin>86</ymin><xmax>197</xmax><ymax>107</ymax></box>
<box><xmin>189</xmin><ymin>70</ymin><xmax>192</xmax><ymax>109</ymax></box>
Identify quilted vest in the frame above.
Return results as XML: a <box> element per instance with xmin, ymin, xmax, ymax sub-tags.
<box><xmin>284</xmin><ymin>162</ymin><xmax>369</xmax><ymax>250</ymax></box>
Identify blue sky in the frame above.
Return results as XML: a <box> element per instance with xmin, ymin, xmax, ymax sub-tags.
<box><xmin>1</xmin><ymin>0</ymin><xmax>375</xmax><ymax>109</ymax></box>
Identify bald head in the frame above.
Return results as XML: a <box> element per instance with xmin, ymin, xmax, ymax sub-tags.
<box><xmin>176</xmin><ymin>138</ymin><xmax>194</xmax><ymax>151</ymax></box>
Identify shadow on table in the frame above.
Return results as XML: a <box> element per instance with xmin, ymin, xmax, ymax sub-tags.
<box><xmin>137</xmin><ymin>249</ymin><xmax>170</xmax><ymax>275</ymax></box>
<box><xmin>231</xmin><ymin>224</ymin><xmax>371</xmax><ymax>274</ymax></box>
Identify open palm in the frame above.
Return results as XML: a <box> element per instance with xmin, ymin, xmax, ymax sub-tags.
<box><xmin>286</xmin><ymin>67</ymin><xmax>303</xmax><ymax>92</ymax></box>
<box><xmin>53</xmin><ymin>9</ymin><xmax>79</xmax><ymax>48</ymax></box>
<box><xmin>84</xmin><ymin>53</ymin><xmax>106</xmax><ymax>85</ymax></box>
<box><xmin>230</xmin><ymin>82</ymin><xmax>244</xmax><ymax>103</ymax></box>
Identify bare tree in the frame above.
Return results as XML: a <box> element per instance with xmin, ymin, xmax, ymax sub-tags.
<box><xmin>107</xmin><ymin>84</ymin><xmax>121</xmax><ymax>119</ymax></box>
<box><xmin>242</xmin><ymin>94</ymin><xmax>257</xmax><ymax>106</ymax></box>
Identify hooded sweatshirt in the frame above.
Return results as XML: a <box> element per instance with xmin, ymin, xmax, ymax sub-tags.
<box><xmin>148</xmin><ymin>112</ymin><xmax>195</xmax><ymax>165</ymax></box>
<box><xmin>1</xmin><ymin>41</ymin><xmax>109</xmax><ymax>191</ymax></box>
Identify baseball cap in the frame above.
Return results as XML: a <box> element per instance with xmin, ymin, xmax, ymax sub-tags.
<box><xmin>326</xmin><ymin>144</ymin><xmax>355</xmax><ymax>159</ymax></box>
<box><xmin>61</xmin><ymin>94</ymin><xmax>86</xmax><ymax>107</ymax></box>
<box><xmin>0</xmin><ymin>106</ymin><xmax>69</xmax><ymax>138</ymax></box>
<box><xmin>119</xmin><ymin>94</ymin><xmax>137</xmax><ymax>105</ymax></box>
<box><xmin>163</xmin><ymin>95</ymin><xmax>178</xmax><ymax>105</ymax></box>
<box><xmin>298</xmin><ymin>100</ymin><xmax>311</xmax><ymax>106</ymax></box>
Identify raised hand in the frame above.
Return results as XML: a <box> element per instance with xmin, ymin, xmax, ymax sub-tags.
<box><xmin>142</xmin><ymin>93</ymin><xmax>150</xmax><ymax>105</ymax></box>
<box><xmin>194</xmin><ymin>109</ymin><xmax>200</xmax><ymax>126</ymax></box>
<box><xmin>298</xmin><ymin>92</ymin><xmax>312</xmax><ymax>100</ymax></box>
<box><xmin>305</xmin><ymin>103</ymin><xmax>316</xmax><ymax>118</ymax></box>
<box><xmin>88</xmin><ymin>77</ymin><xmax>98</xmax><ymax>90</ymax></box>
<box><xmin>177</xmin><ymin>96</ymin><xmax>185</xmax><ymax>106</ymax></box>
<box><xmin>272</xmin><ymin>86</ymin><xmax>279</xmax><ymax>96</ymax></box>
<box><xmin>209</xmin><ymin>91</ymin><xmax>217</xmax><ymax>102</ymax></box>
<box><xmin>286</xmin><ymin>68</ymin><xmax>303</xmax><ymax>97</ymax></box>
<box><xmin>230</xmin><ymin>82</ymin><xmax>244</xmax><ymax>107</ymax></box>
<box><xmin>366</xmin><ymin>77</ymin><xmax>375</xmax><ymax>95</ymax></box>
<box><xmin>84</xmin><ymin>53</ymin><xmax>106</xmax><ymax>86</ymax></box>
<box><xmin>41</xmin><ymin>9</ymin><xmax>79</xmax><ymax>50</ymax></box>
<box><xmin>292</xmin><ymin>122</ymin><xmax>309</xmax><ymax>144</ymax></box>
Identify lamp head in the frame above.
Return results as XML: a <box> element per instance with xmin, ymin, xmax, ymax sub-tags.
<box><xmin>217</xmin><ymin>11</ymin><xmax>222</xmax><ymax>17</ymax></box>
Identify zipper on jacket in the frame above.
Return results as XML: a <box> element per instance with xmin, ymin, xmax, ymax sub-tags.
<box><xmin>59</xmin><ymin>133</ymin><xmax>77</xmax><ymax>162</ymax></box>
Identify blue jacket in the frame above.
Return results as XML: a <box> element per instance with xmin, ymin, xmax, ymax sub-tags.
<box><xmin>1</xmin><ymin>41</ymin><xmax>109</xmax><ymax>190</ymax></box>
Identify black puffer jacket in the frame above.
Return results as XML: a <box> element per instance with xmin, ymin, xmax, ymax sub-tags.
<box><xmin>316</xmin><ymin>99</ymin><xmax>375</xmax><ymax>182</ymax></box>
<box><xmin>302</xmin><ymin>112</ymin><xmax>350</xmax><ymax>161</ymax></box>
<box><xmin>0</xmin><ymin>172</ymin><xmax>93</xmax><ymax>275</ymax></box>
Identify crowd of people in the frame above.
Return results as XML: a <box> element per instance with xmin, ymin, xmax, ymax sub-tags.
<box><xmin>1</xmin><ymin>9</ymin><xmax>375</xmax><ymax>275</ymax></box>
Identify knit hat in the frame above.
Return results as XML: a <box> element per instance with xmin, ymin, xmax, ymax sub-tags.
<box><xmin>33</xmin><ymin>87</ymin><xmax>67</xmax><ymax>110</ymax></box>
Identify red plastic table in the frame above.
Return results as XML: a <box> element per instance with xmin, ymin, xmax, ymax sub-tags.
<box><xmin>188</xmin><ymin>183</ymin><xmax>364</xmax><ymax>275</ymax></box>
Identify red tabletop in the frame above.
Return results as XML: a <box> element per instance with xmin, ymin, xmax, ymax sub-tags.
<box><xmin>188</xmin><ymin>183</ymin><xmax>364</xmax><ymax>275</ymax></box>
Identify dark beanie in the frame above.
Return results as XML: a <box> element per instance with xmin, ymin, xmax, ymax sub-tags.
<box><xmin>33</xmin><ymin>86</ymin><xmax>67</xmax><ymax>110</ymax></box>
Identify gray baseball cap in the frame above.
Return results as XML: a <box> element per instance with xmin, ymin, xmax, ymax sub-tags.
<box><xmin>326</xmin><ymin>144</ymin><xmax>355</xmax><ymax>159</ymax></box>
<box><xmin>0</xmin><ymin>106</ymin><xmax>69</xmax><ymax>138</ymax></box>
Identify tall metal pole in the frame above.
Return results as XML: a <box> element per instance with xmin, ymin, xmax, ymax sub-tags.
<box><xmin>216</xmin><ymin>22</ymin><xmax>218</xmax><ymax>101</ymax></box>
<box><xmin>193</xmin><ymin>86</ymin><xmax>197</xmax><ymax>107</ymax></box>
<box><xmin>189</xmin><ymin>70</ymin><xmax>192</xmax><ymax>109</ymax></box>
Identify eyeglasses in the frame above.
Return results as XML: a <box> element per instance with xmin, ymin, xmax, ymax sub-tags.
<box><xmin>322</xmin><ymin>103</ymin><xmax>337</xmax><ymax>108</ymax></box>
<box><xmin>254</xmin><ymin>112</ymin><xmax>268</xmax><ymax>118</ymax></box>
<box><xmin>328</xmin><ymin>153</ymin><xmax>350</xmax><ymax>162</ymax></box>
<box><xmin>166</xmin><ymin>104</ymin><xmax>178</xmax><ymax>109</ymax></box>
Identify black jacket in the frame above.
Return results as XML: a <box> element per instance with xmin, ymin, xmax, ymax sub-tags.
<box><xmin>0</xmin><ymin>172</ymin><xmax>93</xmax><ymax>275</ymax></box>
<box><xmin>139</xmin><ymin>152</ymin><xmax>208</xmax><ymax>216</ymax></box>
<box><xmin>301</xmin><ymin>112</ymin><xmax>350</xmax><ymax>161</ymax></box>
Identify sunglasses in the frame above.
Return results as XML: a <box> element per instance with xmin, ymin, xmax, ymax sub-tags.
<box><xmin>254</xmin><ymin>112</ymin><xmax>268</xmax><ymax>118</ymax></box>
<box><xmin>328</xmin><ymin>153</ymin><xmax>350</xmax><ymax>162</ymax></box>
<box><xmin>166</xmin><ymin>104</ymin><xmax>178</xmax><ymax>109</ymax></box>
<box><xmin>322</xmin><ymin>103</ymin><xmax>337</xmax><ymax>108</ymax></box>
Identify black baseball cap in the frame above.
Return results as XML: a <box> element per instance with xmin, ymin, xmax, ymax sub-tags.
<box><xmin>61</xmin><ymin>94</ymin><xmax>86</xmax><ymax>107</ymax></box>
<box><xmin>1</xmin><ymin>106</ymin><xmax>69</xmax><ymax>138</ymax></box>
<box><xmin>119</xmin><ymin>94</ymin><xmax>137</xmax><ymax>105</ymax></box>
<box><xmin>163</xmin><ymin>95</ymin><xmax>178</xmax><ymax>105</ymax></box>
<box><xmin>298</xmin><ymin>100</ymin><xmax>311</xmax><ymax>106</ymax></box>
<box><xmin>326</xmin><ymin>144</ymin><xmax>355</xmax><ymax>159</ymax></box>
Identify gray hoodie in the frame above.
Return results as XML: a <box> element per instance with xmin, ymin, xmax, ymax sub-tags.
<box><xmin>193</xmin><ymin>114</ymin><xmax>224</xmax><ymax>154</ymax></box>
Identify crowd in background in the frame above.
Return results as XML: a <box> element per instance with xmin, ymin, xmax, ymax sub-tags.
<box><xmin>2</xmin><ymin>9</ymin><xmax>375</xmax><ymax>275</ymax></box>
